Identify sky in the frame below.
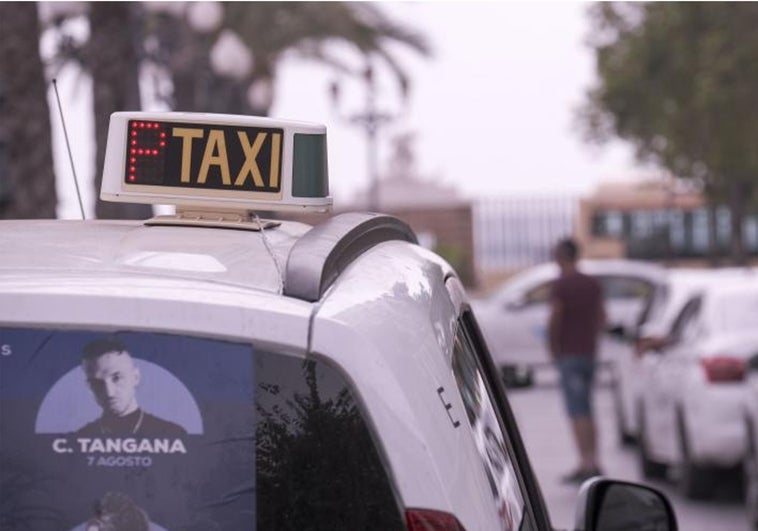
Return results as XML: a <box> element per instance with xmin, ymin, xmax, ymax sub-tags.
<box><xmin>272</xmin><ymin>2</ymin><xmax>652</xmax><ymax>202</ymax></box>
<box><xmin>49</xmin><ymin>2</ymin><xmax>654</xmax><ymax>219</ymax></box>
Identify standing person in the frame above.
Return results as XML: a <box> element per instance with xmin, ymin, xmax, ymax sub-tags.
<box><xmin>547</xmin><ymin>238</ymin><xmax>606</xmax><ymax>483</ymax></box>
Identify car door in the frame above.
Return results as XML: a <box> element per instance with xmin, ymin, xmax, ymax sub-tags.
<box><xmin>494</xmin><ymin>279</ymin><xmax>555</xmax><ymax>368</ymax></box>
<box><xmin>644</xmin><ymin>296</ymin><xmax>703</xmax><ymax>462</ymax></box>
<box><xmin>447</xmin><ymin>276</ymin><xmax>552</xmax><ymax>531</ymax></box>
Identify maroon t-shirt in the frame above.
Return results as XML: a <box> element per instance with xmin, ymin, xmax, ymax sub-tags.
<box><xmin>550</xmin><ymin>271</ymin><xmax>603</xmax><ymax>358</ymax></box>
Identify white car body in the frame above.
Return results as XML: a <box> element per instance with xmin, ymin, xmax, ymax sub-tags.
<box><xmin>637</xmin><ymin>278</ymin><xmax>758</xmax><ymax>498</ymax></box>
<box><xmin>0</xmin><ymin>218</ymin><xmax>539</xmax><ymax>531</ymax></box>
<box><xmin>0</xmin><ymin>111</ymin><xmax>678</xmax><ymax>531</ymax></box>
<box><xmin>612</xmin><ymin>267</ymin><xmax>753</xmax><ymax>443</ymax></box>
<box><xmin>740</xmin><ymin>356</ymin><xmax>758</xmax><ymax>526</ymax></box>
<box><xmin>472</xmin><ymin>260</ymin><xmax>665</xmax><ymax>385</ymax></box>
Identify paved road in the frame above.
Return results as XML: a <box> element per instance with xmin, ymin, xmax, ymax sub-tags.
<box><xmin>507</xmin><ymin>380</ymin><xmax>749</xmax><ymax>531</ymax></box>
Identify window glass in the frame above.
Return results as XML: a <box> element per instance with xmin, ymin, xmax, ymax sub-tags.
<box><xmin>744</xmin><ymin>216</ymin><xmax>758</xmax><ymax>253</ymax></box>
<box><xmin>639</xmin><ymin>283</ymin><xmax>670</xmax><ymax>328</ymax></box>
<box><xmin>598</xmin><ymin>276</ymin><xmax>654</xmax><ymax>300</ymax></box>
<box><xmin>0</xmin><ymin>328</ymin><xmax>402</xmax><ymax>531</ymax></box>
<box><xmin>451</xmin><ymin>325</ymin><xmax>527</xmax><ymax>531</ymax></box>
<box><xmin>668</xmin><ymin>297</ymin><xmax>702</xmax><ymax>344</ymax></box>
<box><xmin>669</xmin><ymin>210</ymin><xmax>686</xmax><ymax>251</ymax></box>
<box><xmin>691</xmin><ymin>208</ymin><xmax>709</xmax><ymax>252</ymax></box>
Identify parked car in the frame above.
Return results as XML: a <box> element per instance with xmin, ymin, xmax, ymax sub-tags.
<box><xmin>472</xmin><ymin>259</ymin><xmax>665</xmax><ymax>387</ymax></box>
<box><xmin>636</xmin><ymin>276</ymin><xmax>758</xmax><ymax>499</ymax></box>
<box><xmin>743</xmin><ymin>356</ymin><xmax>758</xmax><ymax>529</ymax></box>
<box><xmin>610</xmin><ymin>267</ymin><xmax>752</xmax><ymax>446</ymax></box>
<box><xmin>0</xmin><ymin>112</ymin><xmax>678</xmax><ymax>531</ymax></box>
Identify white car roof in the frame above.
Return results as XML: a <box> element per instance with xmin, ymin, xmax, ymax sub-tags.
<box><xmin>640</xmin><ymin>267</ymin><xmax>758</xmax><ymax>337</ymax></box>
<box><xmin>1</xmin><ymin>219</ymin><xmax>309</xmax><ymax>295</ymax></box>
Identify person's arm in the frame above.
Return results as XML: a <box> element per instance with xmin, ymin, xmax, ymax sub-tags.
<box><xmin>548</xmin><ymin>292</ymin><xmax>562</xmax><ymax>360</ymax></box>
<box><xmin>596</xmin><ymin>297</ymin><xmax>607</xmax><ymax>338</ymax></box>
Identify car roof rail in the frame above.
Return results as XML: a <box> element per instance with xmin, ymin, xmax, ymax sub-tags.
<box><xmin>284</xmin><ymin>212</ymin><xmax>418</xmax><ymax>302</ymax></box>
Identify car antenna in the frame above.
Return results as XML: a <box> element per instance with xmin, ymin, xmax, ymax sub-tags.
<box><xmin>52</xmin><ymin>78</ymin><xmax>86</xmax><ymax>220</ymax></box>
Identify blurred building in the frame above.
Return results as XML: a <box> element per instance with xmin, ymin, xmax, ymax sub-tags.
<box><xmin>474</xmin><ymin>196</ymin><xmax>576</xmax><ymax>281</ymax></box>
<box><xmin>576</xmin><ymin>178</ymin><xmax>758</xmax><ymax>263</ymax></box>
<box><xmin>286</xmin><ymin>133</ymin><xmax>478</xmax><ymax>287</ymax></box>
<box><xmin>351</xmin><ymin>134</ymin><xmax>477</xmax><ymax>287</ymax></box>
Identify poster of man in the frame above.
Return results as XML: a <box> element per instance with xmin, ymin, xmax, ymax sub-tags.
<box><xmin>1</xmin><ymin>327</ymin><xmax>255</xmax><ymax>530</ymax></box>
<box><xmin>76</xmin><ymin>337</ymin><xmax>187</xmax><ymax>437</ymax></box>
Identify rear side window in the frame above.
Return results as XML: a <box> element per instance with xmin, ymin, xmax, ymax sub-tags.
<box><xmin>0</xmin><ymin>328</ymin><xmax>402</xmax><ymax>531</ymax></box>
<box><xmin>597</xmin><ymin>275</ymin><xmax>654</xmax><ymax>300</ymax></box>
<box><xmin>451</xmin><ymin>324</ymin><xmax>527</xmax><ymax>530</ymax></box>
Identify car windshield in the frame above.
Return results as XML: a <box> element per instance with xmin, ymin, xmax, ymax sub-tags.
<box><xmin>0</xmin><ymin>328</ymin><xmax>403</xmax><ymax>531</ymax></box>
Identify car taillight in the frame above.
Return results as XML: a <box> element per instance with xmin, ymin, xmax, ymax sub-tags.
<box><xmin>406</xmin><ymin>509</ymin><xmax>467</xmax><ymax>531</ymax></box>
<box><xmin>701</xmin><ymin>355</ymin><xmax>746</xmax><ymax>383</ymax></box>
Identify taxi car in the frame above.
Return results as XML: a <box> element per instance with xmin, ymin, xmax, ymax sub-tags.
<box><xmin>742</xmin><ymin>348</ymin><xmax>758</xmax><ymax>528</ymax></box>
<box><xmin>472</xmin><ymin>259</ymin><xmax>665</xmax><ymax>387</ymax></box>
<box><xmin>0</xmin><ymin>112</ymin><xmax>677</xmax><ymax>530</ymax></box>
<box><xmin>610</xmin><ymin>267</ymin><xmax>749</xmax><ymax>446</ymax></box>
<box><xmin>636</xmin><ymin>275</ymin><xmax>758</xmax><ymax>500</ymax></box>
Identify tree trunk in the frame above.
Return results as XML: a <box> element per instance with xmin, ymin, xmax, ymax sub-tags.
<box><xmin>88</xmin><ymin>2</ymin><xmax>152</xmax><ymax>220</ymax></box>
<box><xmin>0</xmin><ymin>2</ymin><xmax>57</xmax><ymax>219</ymax></box>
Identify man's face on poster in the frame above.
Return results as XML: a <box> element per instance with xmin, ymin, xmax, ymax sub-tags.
<box><xmin>83</xmin><ymin>351</ymin><xmax>141</xmax><ymax>417</ymax></box>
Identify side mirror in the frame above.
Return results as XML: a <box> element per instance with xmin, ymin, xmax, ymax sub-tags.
<box><xmin>574</xmin><ymin>477</ymin><xmax>677</xmax><ymax>531</ymax></box>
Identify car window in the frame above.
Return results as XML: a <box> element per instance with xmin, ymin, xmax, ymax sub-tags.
<box><xmin>668</xmin><ymin>296</ymin><xmax>702</xmax><ymax>344</ymax></box>
<box><xmin>597</xmin><ymin>275</ymin><xmax>654</xmax><ymax>301</ymax></box>
<box><xmin>451</xmin><ymin>319</ymin><xmax>535</xmax><ymax>531</ymax></box>
<box><xmin>638</xmin><ymin>282</ymin><xmax>669</xmax><ymax>328</ymax></box>
<box><xmin>0</xmin><ymin>328</ymin><xmax>404</xmax><ymax>531</ymax></box>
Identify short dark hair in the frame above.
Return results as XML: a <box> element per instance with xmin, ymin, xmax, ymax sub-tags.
<box><xmin>82</xmin><ymin>337</ymin><xmax>128</xmax><ymax>363</ymax></box>
<box><xmin>555</xmin><ymin>238</ymin><xmax>579</xmax><ymax>261</ymax></box>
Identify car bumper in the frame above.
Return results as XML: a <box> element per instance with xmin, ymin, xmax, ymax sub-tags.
<box><xmin>685</xmin><ymin>383</ymin><xmax>748</xmax><ymax>466</ymax></box>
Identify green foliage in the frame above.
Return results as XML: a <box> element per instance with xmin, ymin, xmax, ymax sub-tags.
<box><xmin>579</xmin><ymin>2</ymin><xmax>758</xmax><ymax>260</ymax></box>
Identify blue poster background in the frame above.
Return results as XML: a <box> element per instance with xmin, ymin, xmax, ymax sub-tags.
<box><xmin>0</xmin><ymin>328</ymin><xmax>255</xmax><ymax>531</ymax></box>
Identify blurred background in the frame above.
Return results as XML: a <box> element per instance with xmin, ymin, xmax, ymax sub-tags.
<box><xmin>9</xmin><ymin>2</ymin><xmax>758</xmax><ymax>291</ymax></box>
<box><xmin>3</xmin><ymin>3</ymin><xmax>758</xmax><ymax>529</ymax></box>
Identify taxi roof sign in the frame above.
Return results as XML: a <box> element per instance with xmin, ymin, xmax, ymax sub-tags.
<box><xmin>101</xmin><ymin>112</ymin><xmax>331</xmax><ymax>213</ymax></box>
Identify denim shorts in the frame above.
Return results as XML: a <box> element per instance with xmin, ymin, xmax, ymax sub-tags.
<box><xmin>556</xmin><ymin>356</ymin><xmax>596</xmax><ymax>418</ymax></box>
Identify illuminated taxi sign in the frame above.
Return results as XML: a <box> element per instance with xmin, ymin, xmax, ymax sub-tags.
<box><xmin>101</xmin><ymin>112</ymin><xmax>331</xmax><ymax>212</ymax></box>
<box><xmin>126</xmin><ymin>120</ymin><xmax>282</xmax><ymax>193</ymax></box>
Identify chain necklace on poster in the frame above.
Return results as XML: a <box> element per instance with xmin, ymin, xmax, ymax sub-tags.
<box><xmin>100</xmin><ymin>409</ymin><xmax>144</xmax><ymax>435</ymax></box>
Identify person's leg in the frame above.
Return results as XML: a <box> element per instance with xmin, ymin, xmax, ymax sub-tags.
<box><xmin>574</xmin><ymin>358</ymin><xmax>599</xmax><ymax>472</ymax></box>
<box><xmin>572</xmin><ymin>415</ymin><xmax>598</xmax><ymax>471</ymax></box>
<box><xmin>558</xmin><ymin>357</ymin><xmax>600</xmax><ymax>481</ymax></box>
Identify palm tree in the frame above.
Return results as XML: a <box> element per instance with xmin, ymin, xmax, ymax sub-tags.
<box><xmin>0</xmin><ymin>2</ymin><xmax>56</xmax><ymax>219</ymax></box>
<box><xmin>87</xmin><ymin>2</ymin><xmax>152</xmax><ymax>220</ymax></box>
<box><xmin>45</xmin><ymin>2</ymin><xmax>430</xmax><ymax>219</ymax></box>
<box><xmin>150</xmin><ymin>2</ymin><xmax>431</xmax><ymax>115</ymax></box>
